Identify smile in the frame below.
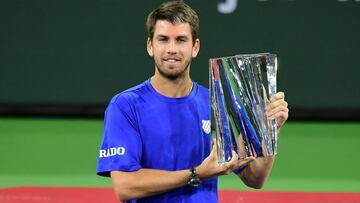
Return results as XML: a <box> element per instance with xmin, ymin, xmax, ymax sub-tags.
<box><xmin>163</xmin><ymin>58</ymin><xmax>181</xmax><ymax>63</ymax></box>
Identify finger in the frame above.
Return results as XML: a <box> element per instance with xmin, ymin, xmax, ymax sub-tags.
<box><xmin>220</xmin><ymin>151</ymin><xmax>238</xmax><ymax>174</ymax></box>
<box><xmin>229</xmin><ymin>150</ymin><xmax>239</xmax><ymax>167</ymax></box>
<box><xmin>224</xmin><ymin>156</ymin><xmax>255</xmax><ymax>175</ymax></box>
<box><xmin>209</xmin><ymin>139</ymin><xmax>218</xmax><ymax>158</ymax></box>
<box><xmin>266</xmin><ymin>100</ymin><xmax>288</xmax><ymax>112</ymax></box>
<box><xmin>226</xmin><ymin>151</ymin><xmax>241</xmax><ymax>173</ymax></box>
<box><xmin>221</xmin><ymin>151</ymin><xmax>236</xmax><ymax>167</ymax></box>
<box><xmin>267</xmin><ymin>105</ymin><xmax>289</xmax><ymax>118</ymax></box>
<box><xmin>237</xmin><ymin>156</ymin><xmax>255</xmax><ymax>168</ymax></box>
<box><xmin>274</xmin><ymin>113</ymin><xmax>289</xmax><ymax>128</ymax></box>
<box><xmin>270</xmin><ymin>92</ymin><xmax>285</xmax><ymax>102</ymax></box>
<box><xmin>268</xmin><ymin>108</ymin><xmax>289</xmax><ymax>121</ymax></box>
<box><xmin>224</xmin><ymin>169</ymin><xmax>233</xmax><ymax>175</ymax></box>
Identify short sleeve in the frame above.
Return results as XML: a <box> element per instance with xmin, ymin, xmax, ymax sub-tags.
<box><xmin>96</xmin><ymin>95</ymin><xmax>142</xmax><ymax>177</ymax></box>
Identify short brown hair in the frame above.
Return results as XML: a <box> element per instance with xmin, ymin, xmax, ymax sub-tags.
<box><xmin>146</xmin><ymin>0</ymin><xmax>199</xmax><ymax>44</ymax></box>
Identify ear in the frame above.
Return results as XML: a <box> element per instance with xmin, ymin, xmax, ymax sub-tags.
<box><xmin>147</xmin><ymin>37</ymin><xmax>154</xmax><ymax>57</ymax></box>
<box><xmin>192</xmin><ymin>38</ymin><xmax>200</xmax><ymax>58</ymax></box>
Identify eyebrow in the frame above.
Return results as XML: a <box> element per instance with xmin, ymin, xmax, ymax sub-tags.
<box><xmin>156</xmin><ymin>35</ymin><xmax>169</xmax><ymax>39</ymax></box>
<box><xmin>155</xmin><ymin>34</ymin><xmax>189</xmax><ymax>40</ymax></box>
<box><xmin>176</xmin><ymin>35</ymin><xmax>189</xmax><ymax>40</ymax></box>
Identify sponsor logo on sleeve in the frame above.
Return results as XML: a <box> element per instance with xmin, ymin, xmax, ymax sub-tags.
<box><xmin>202</xmin><ymin>120</ymin><xmax>211</xmax><ymax>134</ymax></box>
<box><xmin>99</xmin><ymin>147</ymin><xmax>126</xmax><ymax>158</ymax></box>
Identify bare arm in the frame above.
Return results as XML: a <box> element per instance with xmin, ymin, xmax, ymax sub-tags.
<box><xmin>238</xmin><ymin>156</ymin><xmax>275</xmax><ymax>188</ymax></box>
<box><xmin>111</xmin><ymin>144</ymin><xmax>254</xmax><ymax>201</ymax></box>
<box><xmin>238</xmin><ymin>92</ymin><xmax>288</xmax><ymax>188</ymax></box>
<box><xmin>111</xmin><ymin>169</ymin><xmax>190</xmax><ymax>201</ymax></box>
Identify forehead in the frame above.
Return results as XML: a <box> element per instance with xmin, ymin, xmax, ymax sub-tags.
<box><xmin>153</xmin><ymin>20</ymin><xmax>192</xmax><ymax>37</ymax></box>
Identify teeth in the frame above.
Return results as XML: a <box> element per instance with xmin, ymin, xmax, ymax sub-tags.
<box><xmin>165</xmin><ymin>59</ymin><xmax>178</xmax><ymax>62</ymax></box>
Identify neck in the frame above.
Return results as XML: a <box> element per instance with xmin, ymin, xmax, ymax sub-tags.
<box><xmin>150</xmin><ymin>74</ymin><xmax>193</xmax><ymax>98</ymax></box>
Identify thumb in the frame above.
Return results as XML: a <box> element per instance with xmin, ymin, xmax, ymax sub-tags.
<box><xmin>209</xmin><ymin>138</ymin><xmax>217</xmax><ymax>158</ymax></box>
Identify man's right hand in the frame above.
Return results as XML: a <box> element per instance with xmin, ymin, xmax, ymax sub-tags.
<box><xmin>196</xmin><ymin>141</ymin><xmax>255</xmax><ymax>180</ymax></box>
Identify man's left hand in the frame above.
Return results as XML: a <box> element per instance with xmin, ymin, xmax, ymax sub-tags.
<box><xmin>266</xmin><ymin>92</ymin><xmax>289</xmax><ymax>128</ymax></box>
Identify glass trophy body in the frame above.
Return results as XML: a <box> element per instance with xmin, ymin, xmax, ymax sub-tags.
<box><xmin>210</xmin><ymin>53</ymin><xmax>277</xmax><ymax>163</ymax></box>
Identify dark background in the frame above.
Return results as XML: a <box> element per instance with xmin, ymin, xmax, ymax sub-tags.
<box><xmin>1</xmin><ymin>0</ymin><xmax>359</xmax><ymax>119</ymax></box>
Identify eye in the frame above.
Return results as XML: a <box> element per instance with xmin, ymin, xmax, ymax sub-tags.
<box><xmin>157</xmin><ymin>36</ymin><xmax>169</xmax><ymax>42</ymax></box>
<box><xmin>177</xmin><ymin>38</ymin><xmax>187</xmax><ymax>43</ymax></box>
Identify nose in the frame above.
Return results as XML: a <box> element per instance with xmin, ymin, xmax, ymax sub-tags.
<box><xmin>167</xmin><ymin>40</ymin><xmax>177</xmax><ymax>54</ymax></box>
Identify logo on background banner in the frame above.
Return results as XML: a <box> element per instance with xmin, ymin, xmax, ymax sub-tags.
<box><xmin>202</xmin><ymin>120</ymin><xmax>211</xmax><ymax>134</ymax></box>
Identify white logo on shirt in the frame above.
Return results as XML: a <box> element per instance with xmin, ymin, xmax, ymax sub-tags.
<box><xmin>99</xmin><ymin>147</ymin><xmax>125</xmax><ymax>158</ymax></box>
<box><xmin>202</xmin><ymin>120</ymin><xmax>211</xmax><ymax>134</ymax></box>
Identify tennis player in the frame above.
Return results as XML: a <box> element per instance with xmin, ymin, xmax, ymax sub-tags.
<box><xmin>97</xmin><ymin>1</ymin><xmax>289</xmax><ymax>202</ymax></box>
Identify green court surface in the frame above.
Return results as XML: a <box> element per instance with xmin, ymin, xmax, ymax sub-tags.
<box><xmin>0</xmin><ymin>118</ymin><xmax>359</xmax><ymax>192</ymax></box>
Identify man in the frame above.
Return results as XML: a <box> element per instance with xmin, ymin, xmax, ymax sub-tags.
<box><xmin>97</xmin><ymin>1</ymin><xmax>289</xmax><ymax>202</ymax></box>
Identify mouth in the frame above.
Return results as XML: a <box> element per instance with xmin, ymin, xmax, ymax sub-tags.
<box><xmin>163</xmin><ymin>57</ymin><xmax>181</xmax><ymax>63</ymax></box>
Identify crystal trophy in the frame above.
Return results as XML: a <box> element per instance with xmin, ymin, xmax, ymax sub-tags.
<box><xmin>210</xmin><ymin>53</ymin><xmax>278</xmax><ymax>163</ymax></box>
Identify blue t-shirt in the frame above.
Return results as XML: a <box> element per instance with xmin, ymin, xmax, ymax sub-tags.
<box><xmin>97</xmin><ymin>79</ymin><xmax>218</xmax><ymax>203</ymax></box>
